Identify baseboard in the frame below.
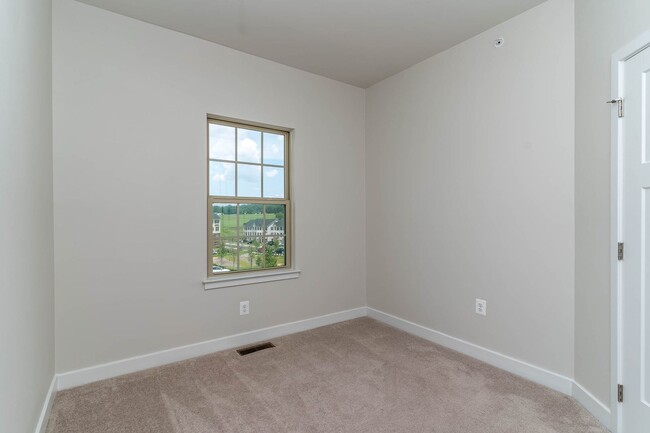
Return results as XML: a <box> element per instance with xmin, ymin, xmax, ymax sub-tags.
<box><xmin>572</xmin><ymin>381</ymin><xmax>612</xmax><ymax>430</ymax></box>
<box><xmin>34</xmin><ymin>376</ymin><xmax>57</xmax><ymax>433</ymax></box>
<box><xmin>57</xmin><ymin>306</ymin><xmax>367</xmax><ymax>390</ymax></box>
<box><xmin>367</xmin><ymin>307</ymin><xmax>574</xmax><ymax>395</ymax></box>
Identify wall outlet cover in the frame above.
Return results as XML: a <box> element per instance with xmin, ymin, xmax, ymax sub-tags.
<box><xmin>240</xmin><ymin>301</ymin><xmax>250</xmax><ymax>315</ymax></box>
<box><xmin>475</xmin><ymin>298</ymin><xmax>487</xmax><ymax>316</ymax></box>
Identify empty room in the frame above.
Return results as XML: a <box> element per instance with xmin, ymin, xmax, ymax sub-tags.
<box><xmin>3</xmin><ymin>0</ymin><xmax>650</xmax><ymax>432</ymax></box>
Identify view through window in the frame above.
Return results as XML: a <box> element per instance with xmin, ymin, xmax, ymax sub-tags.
<box><xmin>207</xmin><ymin>118</ymin><xmax>290</xmax><ymax>276</ymax></box>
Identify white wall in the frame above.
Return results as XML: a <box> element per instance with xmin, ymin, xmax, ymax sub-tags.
<box><xmin>574</xmin><ymin>0</ymin><xmax>650</xmax><ymax>408</ymax></box>
<box><xmin>0</xmin><ymin>0</ymin><xmax>55</xmax><ymax>432</ymax></box>
<box><xmin>52</xmin><ymin>0</ymin><xmax>366</xmax><ymax>373</ymax></box>
<box><xmin>366</xmin><ymin>0</ymin><xmax>575</xmax><ymax>377</ymax></box>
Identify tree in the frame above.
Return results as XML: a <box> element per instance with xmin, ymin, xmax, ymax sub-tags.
<box><xmin>213</xmin><ymin>205</ymin><xmax>236</xmax><ymax>216</ymax></box>
<box><xmin>247</xmin><ymin>245</ymin><xmax>256</xmax><ymax>269</ymax></box>
<box><xmin>216</xmin><ymin>241</ymin><xmax>227</xmax><ymax>265</ymax></box>
<box><xmin>240</xmin><ymin>203</ymin><xmax>262</xmax><ymax>214</ymax></box>
<box><xmin>256</xmin><ymin>246</ymin><xmax>278</xmax><ymax>268</ymax></box>
<box><xmin>230</xmin><ymin>247</ymin><xmax>237</xmax><ymax>267</ymax></box>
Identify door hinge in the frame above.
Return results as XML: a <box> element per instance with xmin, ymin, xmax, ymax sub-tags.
<box><xmin>606</xmin><ymin>98</ymin><xmax>624</xmax><ymax>118</ymax></box>
<box><xmin>618</xmin><ymin>384</ymin><xmax>624</xmax><ymax>403</ymax></box>
<box><xmin>618</xmin><ymin>242</ymin><xmax>624</xmax><ymax>261</ymax></box>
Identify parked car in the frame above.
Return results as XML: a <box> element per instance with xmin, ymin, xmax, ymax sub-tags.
<box><xmin>275</xmin><ymin>247</ymin><xmax>285</xmax><ymax>255</ymax></box>
<box><xmin>212</xmin><ymin>265</ymin><xmax>230</xmax><ymax>273</ymax></box>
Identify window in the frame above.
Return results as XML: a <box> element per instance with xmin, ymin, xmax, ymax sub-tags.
<box><xmin>207</xmin><ymin>117</ymin><xmax>291</xmax><ymax>277</ymax></box>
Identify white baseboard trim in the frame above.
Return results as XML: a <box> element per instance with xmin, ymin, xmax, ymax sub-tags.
<box><xmin>572</xmin><ymin>381</ymin><xmax>612</xmax><ymax>430</ymax></box>
<box><xmin>367</xmin><ymin>307</ymin><xmax>574</xmax><ymax>395</ymax></box>
<box><xmin>57</xmin><ymin>306</ymin><xmax>367</xmax><ymax>390</ymax></box>
<box><xmin>368</xmin><ymin>308</ymin><xmax>613</xmax><ymax>430</ymax></box>
<box><xmin>35</xmin><ymin>376</ymin><xmax>57</xmax><ymax>433</ymax></box>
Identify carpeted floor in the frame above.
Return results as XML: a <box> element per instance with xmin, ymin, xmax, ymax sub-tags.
<box><xmin>46</xmin><ymin>318</ymin><xmax>608</xmax><ymax>433</ymax></box>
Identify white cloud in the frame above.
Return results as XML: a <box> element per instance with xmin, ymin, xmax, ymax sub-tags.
<box><xmin>262</xmin><ymin>133</ymin><xmax>284</xmax><ymax>165</ymax></box>
<box><xmin>265</xmin><ymin>168</ymin><xmax>279</xmax><ymax>178</ymax></box>
<box><xmin>209</xmin><ymin>125</ymin><xmax>236</xmax><ymax>160</ymax></box>
<box><xmin>239</xmin><ymin>164</ymin><xmax>261</xmax><ymax>182</ymax></box>
<box><xmin>211</xmin><ymin>163</ymin><xmax>232</xmax><ymax>182</ymax></box>
<box><xmin>268</xmin><ymin>143</ymin><xmax>281</xmax><ymax>156</ymax></box>
<box><xmin>238</xmin><ymin>137</ymin><xmax>261</xmax><ymax>162</ymax></box>
<box><xmin>209</xmin><ymin>161</ymin><xmax>235</xmax><ymax>195</ymax></box>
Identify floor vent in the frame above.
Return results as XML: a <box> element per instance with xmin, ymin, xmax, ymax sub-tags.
<box><xmin>237</xmin><ymin>342</ymin><xmax>275</xmax><ymax>356</ymax></box>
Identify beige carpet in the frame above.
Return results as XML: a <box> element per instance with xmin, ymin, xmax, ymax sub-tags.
<box><xmin>46</xmin><ymin>318</ymin><xmax>607</xmax><ymax>433</ymax></box>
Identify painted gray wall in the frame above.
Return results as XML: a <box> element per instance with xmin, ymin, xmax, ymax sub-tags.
<box><xmin>366</xmin><ymin>0</ymin><xmax>575</xmax><ymax>377</ymax></box>
<box><xmin>53</xmin><ymin>0</ymin><xmax>366</xmax><ymax>373</ymax></box>
<box><xmin>574</xmin><ymin>0</ymin><xmax>650</xmax><ymax>407</ymax></box>
<box><xmin>0</xmin><ymin>0</ymin><xmax>55</xmax><ymax>431</ymax></box>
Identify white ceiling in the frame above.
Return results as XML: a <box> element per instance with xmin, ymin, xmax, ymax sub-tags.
<box><xmin>77</xmin><ymin>0</ymin><xmax>546</xmax><ymax>88</ymax></box>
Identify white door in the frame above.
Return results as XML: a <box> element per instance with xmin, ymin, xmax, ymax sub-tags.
<box><xmin>621</xmin><ymin>45</ymin><xmax>650</xmax><ymax>433</ymax></box>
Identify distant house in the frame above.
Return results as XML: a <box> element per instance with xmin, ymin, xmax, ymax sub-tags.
<box><xmin>243</xmin><ymin>218</ymin><xmax>284</xmax><ymax>239</ymax></box>
<box><xmin>212</xmin><ymin>214</ymin><xmax>221</xmax><ymax>235</ymax></box>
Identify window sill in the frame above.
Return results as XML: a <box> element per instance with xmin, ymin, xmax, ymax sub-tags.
<box><xmin>203</xmin><ymin>269</ymin><xmax>301</xmax><ymax>290</ymax></box>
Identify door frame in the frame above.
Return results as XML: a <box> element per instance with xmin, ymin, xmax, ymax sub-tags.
<box><xmin>610</xmin><ymin>29</ymin><xmax>650</xmax><ymax>433</ymax></box>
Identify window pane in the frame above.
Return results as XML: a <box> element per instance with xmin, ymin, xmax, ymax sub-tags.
<box><xmin>265</xmin><ymin>204</ymin><xmax>286</xmax><ymax>228</ymax></box>
<box><xmin>237</xmin><ymin>128</ymin><xmax>262</xmax><ymax>163</ymax></box>
<box><xmin>209</xmin><ymin>161</ymin><xmax>235</xmax><ymax>196</ymax></box>
<box><xmin>263</xmin><ymin>167</ymin><xmax>285</xmax><ymax>198</ymax></box>
<box><xmin>238</xmin><ymin>240</ymin><xmax>263</xmax><ymax>271</ymax></box>
<box><xmin>264</xmin><ymin>204</ymin><xmax>285</xmax><ymax>238</ymax></box>
<box><xmin>239</xmin><ymin>206</ymin><xmax>265</xmax><ymax>242</ymax></box>
<box><xmin>209</xmin><ymin>124</ymin><xmax>236</xmax><ymax>161</ymax></box>
<box><xmin>237</xmin><ymin>164</ymin><xmax>261</xmax><ymax>197</ymax></box>
<box><xmin>212</xmin><ymin>203</ymin><xmax>238</xmax><ymax>238</ymax></box>
<box><xmin>212</xmin><ymin>237</ymin><xmax>238</xmax><ymax>272</ymax></box>
<box><xmin>263</xmin><ymin>132</ymin><xmax>285</xmax><ymax>166</ymax></box>
<box><xmin>261</xmin><ymin>236</ymin><xmax>286</xmax><ymax>269</ymax></box>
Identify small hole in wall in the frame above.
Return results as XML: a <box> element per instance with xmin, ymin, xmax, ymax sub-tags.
<box><xmin>494</xmin><ymin>38</ymin><xmax>504</xmax><ymax>48</ymax></box>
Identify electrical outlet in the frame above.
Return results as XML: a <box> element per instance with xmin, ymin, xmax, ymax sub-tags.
<box><xmin>475</xmin><ymin>298</ymin><xmax>487</xmax><ymax>316</ymax></box>
<box><xmin>240</xmin><ymin>301</ymin><xmax>249</xmax><ymax>315</ymax></box>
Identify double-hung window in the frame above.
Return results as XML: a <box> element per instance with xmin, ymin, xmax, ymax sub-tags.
<box><xmin>207</xmin><ymin>117</ymin><xmax>291</xmax><ymax>277</ymax></box>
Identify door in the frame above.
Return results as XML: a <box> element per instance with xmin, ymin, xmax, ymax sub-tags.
<box><xmin>621</xmin><ymin>45</ymin><xmax>650</xmax><ymax>433</ymax></box>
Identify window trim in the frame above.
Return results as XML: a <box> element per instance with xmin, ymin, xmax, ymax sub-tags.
<box><xmin>203</xmin><ymin>269</ymin><xmax>301</xmax><ymax>290</ymax></box>
<box><xmin>205</xmin><ymin>115</ymin><xmax>293</xmax><ymax>281</ymax></box>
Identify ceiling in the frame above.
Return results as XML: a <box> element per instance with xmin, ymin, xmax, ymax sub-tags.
<box><xmin>77</xmin><ymin>0</ymin><xmax>546</xmax><ymax>88</ymax></box>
